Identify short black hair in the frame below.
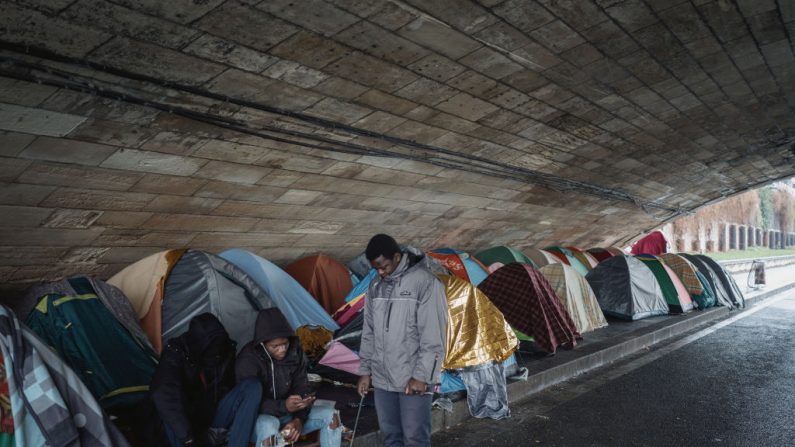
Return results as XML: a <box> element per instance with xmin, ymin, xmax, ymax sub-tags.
<box><xmin>366</xmin><ymin>234</ymin><xmax>401</xmax><ymax>261</ymax></box>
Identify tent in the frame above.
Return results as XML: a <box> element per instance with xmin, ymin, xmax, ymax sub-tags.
<box><xmin>679</xmin><ymin>254</ymin><xmax>735</xmax><ymax>308</ymax></box>
<box><xmin>694</xmin><ymin>255</ymin><xmax>745</xmax><ymax>309</ymax></box>
<box><xmin>219</xmin><ymin>249</ymin><xmax>338</xmax><ymax>331</ymax></box>
<box><xmin>111</xmin><ymin>249</ymin><xmax>274</xmax><ymax>352</ymax></box>
<box><xmin>285</xmin><ymin>254</ymin><xmax>352</xmax><ymax>315</ymax></box>
<box><xmin>586</xmin><ymin>247</ymin><xmax>614</xmax><ymax>263</ymax></box>
<box><xmin>585</xmin><ymin>255</ymin><xmax>669</xmax><ymax>320</ymax></box>
<box><xmin>22</xmin><ymin>276</ymin><xmax>151</xmax><ymax>351</ymax></box>
<box><xmin>477</xmin><ymin>263</ymin><xmax>580</xmax><ymax>353</ymax></box>
<box><xmin>565</xmin><ymin>246</ymin><xmax>599</xmax><ymax>270</ymax></box>
<box><xmin>107</xmin><ymin>248</ymin><xmax>186</xmax><ymax>353</ymax></box>
<box><xmin>635</xmin><ymin>255</ymin><xmax>694</xmax><ymax>313</ymax></box>
<box><xmin>692</xmin><ymin>270</ymin><xmax>717</xmax><ymax>309</ymax></box>
<box><xmin>522</xmin><ymin>248</ymin><xmax>562</xmax><ymax>268</ymax></box>
<box><xmin>538</xmin><ymin>263</ymin><xmax>608</xmax><ymax>334</ymax></box>
<box><xmin>25</xmin><ymin>277</ymin><xmax>157</xmax><ymax>411</ymax></box>
<box><xmin>631</xmin><ymin>231</ymin><xmax>668</xmax><ymax>255</ymax></box>
<box><xmin>474</xmin><ymin>246</ymin><xmax>536</xmax><ymax>270</ymax></box>
<box><xmin>658</xmin><ymin>253</ymin><xmax>704</xmax><ymax>297</ymax></box>
<box><xmin>606</xmin><ymin>246</ymin><xmax>626</xmax><ymax>256</ymax></box>
<box><xmin>544</xmin><ymin>246</ymin><xmax>590</xmax><ymax>276</ymax></box>
<box><xmin>427</xmin><ymin>248</ymin><xmax>489</xmax><ymax>286</ymax></box>
<box><xmin>0</xmin><ymin>306</ymin><xmax>130</xmax><ymax>447</ymax></box>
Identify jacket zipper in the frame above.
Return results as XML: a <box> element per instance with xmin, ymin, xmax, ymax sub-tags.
<box><xmin>385</xmin><ymin>301</ymin><xmax>393</xmax><ymax>332</ymax></box>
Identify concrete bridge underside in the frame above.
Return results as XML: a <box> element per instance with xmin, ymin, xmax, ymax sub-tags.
<box><xmin>1</xmin><ymin>0</ymin><xmax>794</xmax><ymax>292</ymax></box>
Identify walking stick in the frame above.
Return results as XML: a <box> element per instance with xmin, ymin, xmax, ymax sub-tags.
<box><xmin>349</xmin><ymin>393</ymin><xmax>365</xmax><ymax>447</ymax></box>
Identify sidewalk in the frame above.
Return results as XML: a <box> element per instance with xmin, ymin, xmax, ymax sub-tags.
<box><xmin>325</xmin><ymin>264</ymin><xmax>795</xmax><ymax>446</ymax></box>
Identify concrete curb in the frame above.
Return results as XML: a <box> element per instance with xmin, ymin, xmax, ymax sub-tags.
<box><xmin>352</xmin><ymin>281</ymin><xmax>794</xmax><ymax>446</ymax></box>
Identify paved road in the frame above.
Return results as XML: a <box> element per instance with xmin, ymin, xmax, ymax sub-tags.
<box><xmin>433</xmin><ymin>292</ymin><xmax>795</xmax><ymax>447</ymax></box>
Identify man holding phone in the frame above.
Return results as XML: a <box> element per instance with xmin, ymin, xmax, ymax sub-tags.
<box><xmin>236</xmin><ymin>308</ymin><xmax>342</xmax><ymax>447</ymax></box>
<box><xmin>357</xmin><ymin>234</ymin><xmax>448</xmax><ymax>447</ymax></box>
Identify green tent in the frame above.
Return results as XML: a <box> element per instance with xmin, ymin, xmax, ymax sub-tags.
<box><xmin>635</xmin><ymin>255</ymin><xmax>693</xmax><ymax>313</ymax></box>
<box><xmin>26</xmin><ymin>277</ymin><xmax>157</xmax><ymax>411</ymax></box>
<box><xmin>475</xmin><ymin>246</ymin><xmax>536</xmax><ymax>269</ymax></box>
<box><xmin>692</xmin><ymin>271</ymin><xmax>716</xmax><ymax>309</ymax></box>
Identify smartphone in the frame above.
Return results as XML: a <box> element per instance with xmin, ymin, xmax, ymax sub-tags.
<box><xmin>302</xmin><ymin>392</ymin><xmax>316</xmax><ymax>399</ymax></box>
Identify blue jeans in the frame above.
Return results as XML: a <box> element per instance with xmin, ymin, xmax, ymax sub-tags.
<box><xmin>374</xmin><ymin>388</ymin><xmax>433</xmax><ymax>447</ymax></box>
<box><xmin>251</xmin><ymin>404</ymin><xmax>341</xmax><ymax>447</ymax></box>
<box><xmin>164</xmin><ymin>378</ymin><xmax>262</xmax><ymax>447</ymax></box>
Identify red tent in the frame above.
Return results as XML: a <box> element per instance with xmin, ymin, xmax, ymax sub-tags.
<box><xmin>630</xmin><ymin>231</ymin><xmax>668</xmax><ymax>255</ymax></box>
<box><xmin>284</xmin><ymin>254</ymin><xmax>352</xmax><ymax>314</ymax></box>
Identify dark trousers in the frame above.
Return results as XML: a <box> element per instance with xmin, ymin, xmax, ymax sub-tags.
<box><xmin>374</xmin><ymin>388</ymin><xmax>433</xmax><ymax>447</ymax></box>
<box><xmin>164</xmin><ymin>378</ymin><xmax>262</xmax><ymax>447</ymax></box>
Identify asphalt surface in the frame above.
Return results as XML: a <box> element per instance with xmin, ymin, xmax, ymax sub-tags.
<box><xmin>433</xmin><ymin>291</ymin><xmax>795</xmax><ymax>447</ymax></box>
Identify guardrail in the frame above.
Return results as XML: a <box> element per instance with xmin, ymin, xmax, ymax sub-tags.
<box><xmin>718</xmin><ymin>254</ymin><xmax>795</xmax><ymax>273</ymax></box>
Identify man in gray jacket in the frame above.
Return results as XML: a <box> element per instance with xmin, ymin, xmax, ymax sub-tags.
<box><xmin>357</xmin><ymin>234</ymin><xmax>448</xmax><ymax>447</ymax></box>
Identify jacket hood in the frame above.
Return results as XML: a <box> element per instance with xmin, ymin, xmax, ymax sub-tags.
<box><xmin>185</xmin><ymin>313</ymin><xmax>232</xmax><ymax>358</ymax></box>
<box><xmin>254</xmin><ymin>308</ymin><xmax>295</xmax><ymax>343</ymax></box>
<box><xmin>383</xmin><ymin>250</ymin><xmax>423</xmax><ymax>282</ymax></box>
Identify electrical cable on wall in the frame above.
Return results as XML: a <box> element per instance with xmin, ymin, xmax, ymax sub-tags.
<box><xmin>0</xmin><ymin>45</ymin><xmax>687</xmax><ymax>217</ymax></box>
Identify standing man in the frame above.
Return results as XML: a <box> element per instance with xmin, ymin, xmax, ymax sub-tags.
<box><xmin>357</xmin><ymin>234</ymin><xmax>448</xmax><ymax>447</ymax></box>
<box><xmin>151</xmin><ymin>313</ymin><xmax>262</xmax><ymax>447</ymax></box>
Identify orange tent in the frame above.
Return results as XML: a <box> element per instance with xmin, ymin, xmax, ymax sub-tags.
<box><xmin>285</xmin><ymin>254</ymin><xmax>353</xmax><ymax>315</ymax></box>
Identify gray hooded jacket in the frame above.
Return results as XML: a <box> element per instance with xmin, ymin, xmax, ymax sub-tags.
<box><xmin>359</xmin><ymin>251</ymin><xmax>447</xmax><ymax>392</ymax></box>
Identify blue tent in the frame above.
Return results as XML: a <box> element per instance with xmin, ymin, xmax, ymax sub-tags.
<box><xmin>344</xmin><ymin>269</ymin><xmax>377</xmax><ymax>302</ymax></box>
<box><xmin>220</xmin><ymin>249</ymin><xmax>339</xmax><ymax>331</ymax></box>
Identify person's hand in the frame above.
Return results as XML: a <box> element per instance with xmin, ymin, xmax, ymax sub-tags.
<box><xmin>285</xmin><ymin>395</ymin><xmax>307</xmax><ymax>412</ymax></box>
<box><xmin>281</xmin><ymin>419</ymin><xmax>303</xmax><ymax>443</ymax></box>
<box><xmin>404</xmin><ymin>377</ymin><xmax>427</xmax><ymax>396</ymax></box>
<box><xmin>301</xmin><ymin>394</ymin><xmax>316</xmax><ymax>409</ymax></box>
<box><xmin>357</xmin><ymin>375</ymin><xmax>371</xmax><ymax>397</ymax></box>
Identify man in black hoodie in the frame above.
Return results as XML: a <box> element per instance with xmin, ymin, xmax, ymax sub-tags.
<box><xmin>151</xmin><ymin>313</ymin><xmax>262</xmax><ymax>447</ymax></box>
<box><xmin>236</xmin><ymin>308</ymin><xmax>342</xmax><ymax>447</ymax></box>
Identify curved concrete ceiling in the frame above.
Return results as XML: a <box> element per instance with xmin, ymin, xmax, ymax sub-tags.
<box><xmin>0</xmin><ymin>0</ymin><xmax>794</xmax><ymax>290</ymax></box>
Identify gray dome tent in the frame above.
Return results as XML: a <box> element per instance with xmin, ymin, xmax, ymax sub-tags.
<box><xmin>161</xmin><ymin>250</ymin><xmax>274</xmax><ymax>350</ymax></box>
<box><xmin>585</xmin><ymin>255</ymin><xmax>669</xmax><ymax>320</ymax></box>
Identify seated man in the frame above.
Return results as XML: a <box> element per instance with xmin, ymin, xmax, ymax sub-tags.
<box><xmin>151</xmin><ymin>313</ymin><xmax>261</xmax><ymax>447</ymax></box>
<box><xmin>236</xmin><ymin>308</ymin><xmax>342</xmax><ymax>447</ymax></box>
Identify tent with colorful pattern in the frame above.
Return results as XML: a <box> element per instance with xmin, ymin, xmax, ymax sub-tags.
<box><xmin>538</xmin><ymin>263</ymin><xmax>608</xmax><ymax>334</ymax></box>
<box><xmin>427</xmin><ymin>248</ymin><xmax>489</xmax><ymax>286</ymax></box>
<box><xmin>658</xmin><ymin>253</ymin><xmax>704</xmax><ymax>296</ymax></box>
<box><xmin>477</xmin><ymin>263</ymin><xmax>580</xmax><ymax>353</ymax></box>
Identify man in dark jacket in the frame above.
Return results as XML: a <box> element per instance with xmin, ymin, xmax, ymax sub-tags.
<box><xmin>236</xmin><ymin>308</ymin><xmax>341</xmax><ymax>447</ymax></box>
<box><xmin>151</xmin><ymin>313</ymin><xmax>262</xmax><ymax>447</ymax></box>
<box><xmin>357</xmin><ymin>234</ymin><xmax>447</xmax><ymax>447</ymax></box>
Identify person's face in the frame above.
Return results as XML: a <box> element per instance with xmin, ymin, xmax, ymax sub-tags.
<box><xmin>371</xmin><ymin>252</ymin><xmax>401</xmax><ymax>279</ymax></box>
<box><xmin>263</xmin><ymin>337</ymin><xmax>289</xmax><ymax>361</ymax></box>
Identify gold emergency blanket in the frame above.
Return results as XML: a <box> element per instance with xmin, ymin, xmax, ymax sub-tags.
<box><xmin>437</xmin><ymin>274</ymin><xmax>517</xmax><ymax>370</ymax></box>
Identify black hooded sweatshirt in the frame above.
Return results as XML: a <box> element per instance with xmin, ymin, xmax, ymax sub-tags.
<box><xmin>235</xmin><ymin>308</ymin><xmax>311</xmax><ymax>422</ymax></box>
<box><xmin>151</xmin><ymin>313</ymin><xmax>237</xmax><ymax>443</ymax></box>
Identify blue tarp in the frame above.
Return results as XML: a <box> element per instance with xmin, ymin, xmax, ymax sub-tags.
<box><xmin>440</xmin><ymin>354</ymin><xmax>517</xmax><ymax>394</ymax></box>
<box><xmin>220</xmin><ymin>249</ymin><xmax>339</xmax><ymax>331</ymax></box>
<box><xmin>344</xmin><ymin>269</ymin><xmax>377</xmax><ymax>302</ymax></box>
